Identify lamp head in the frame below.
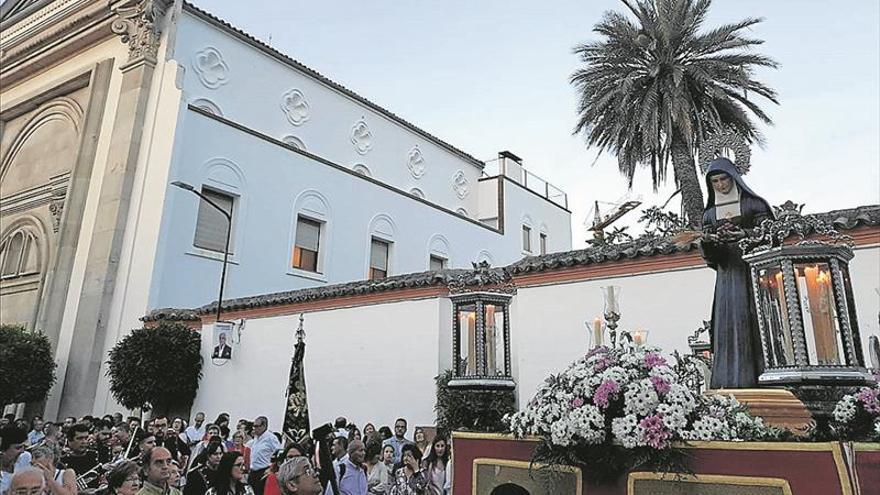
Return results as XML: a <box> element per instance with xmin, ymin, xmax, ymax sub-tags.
<box><xmin>170</xmin><ymin>180</ymin><xmax>194</xmax><ymax>191</ymax></box>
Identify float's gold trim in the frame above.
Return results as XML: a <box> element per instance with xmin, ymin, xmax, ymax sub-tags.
<box><xmin>627</xmin><ymin>472</ymin><xmax>792</xmax><ymax>495</ymax></box>
<box><xmin>471</xmin><ymin>458</ymin><xmax>582</xmax><ymax>495</ymax></box>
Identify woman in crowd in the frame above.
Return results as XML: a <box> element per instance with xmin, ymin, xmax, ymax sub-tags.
<box><xmin>421</xmin><ymin>436</ymin><xmax>449</xmax><ymax>495</ymax></box>
<box><xmin>229</xmin><ymin>432</ymin><xmax>251</xmax><ymax>470</ymax></box>
<box><xmin>207</xmin><ymin>452</ymin><xmax>253</xmax><ymax>495</ymax></box>
<box><xmin>264</xmin><ymin>445</ymin><xmax>304</xmax><ymax>495</ymax></box>
<box><xmin>190</xmin><ymin>424</ymin><xmax>223</xmax><ymax>469</ymax></box>
<box><xmin>213</xmin><ymin>414</ymin><xmax>232</xmax><ymax>448</ymax></box>
<box><xmin>377</xmin><ymin>427</ymin><xmax>393</xmax><ymax>442</ymax></box>
<box><xmin>346</xmin><ymin>426</ymin><xmax>362</xmax><ymax>444</ymax></box>
<box><xmin>172</xmin><ymin>418</ymin><xmax>188</xmax><ymax>444</ymax></box>
<box><xmin>413</xmin><ymin>429</ymin><xmax>429</xmax><ymax>458</ymax></box>
<box><xmin>185</xmin><ymin>440</ymin><xmax>224</xmax><ymax>495</ymax></box>
<box><xmin>362</xmin><ymin>424</ymin><xmax>376</xmax><ymax>440</ymax></box>
<box><xmin>389</xmin><ymin>444</ymin><xmax>426</xmax><ymax>495</ymax></box>
<box><xmin>381</xmin><ymin>445</ymin><xmax>394</xmax><ymax>472</ymax></box>
<box><xmin>29</xmin><ymin>446</ymin><xmax>76</xmax><ymax>495</ymax></box>
<box><xmin>365</xmin><ymin>440</ymin><xmax>390</xmax><ymax>495</ymax></box>
<box><xmin>168</xmin><ymin>460</ymin><xmax>182</xmax><ymax>490</ymax></box>
<box><xmin>104</xmin><ymin>461</ymin><xmax>141</xmax><ymax>495</ymax></box>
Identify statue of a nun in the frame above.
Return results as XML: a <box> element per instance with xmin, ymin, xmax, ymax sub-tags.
<box><xmin>701</xmin><ymin>157</ymin><xmax>774</xmax><ymax>388</ymax></box>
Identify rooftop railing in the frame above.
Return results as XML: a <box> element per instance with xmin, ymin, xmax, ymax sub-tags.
<box><xmin>482</xmin><ymin>157</ymin><xmax>568</xmax><ymax>210</ymax></box>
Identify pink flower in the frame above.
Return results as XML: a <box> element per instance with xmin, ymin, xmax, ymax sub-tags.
<box><xmin>649</xmin><ymin>375</ymin><xmax>670</xmax><ymax>395</ymax></box>
<box><xmin>593</xmin><ymin>355</ymin><xmax>616</xmax><ymax>372</ymax></box>
<box><xmin>856</xmin><ymin>387</ymin><xmax>880</xmax><ymax>413</ymax></box>
<box><xmin>639</xmin><ymin>414</ymin><xmax>672</xmax><ymax>449</ymax></box>
<box><xmin>570</xmin><ymin>397</ymin><xmax>585</xmax><ymax>409</ymax></box>
<box><xmin>594</xmin><ymin>379</ymin><xmax>619</xmax><ymax>409</ymax></box>
<box><xmin>644</xmin><ymin>353</ymin><xmax>667</xmax><ymax>369</ymax></box>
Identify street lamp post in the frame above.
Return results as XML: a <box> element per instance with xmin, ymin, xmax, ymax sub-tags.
<box><xmin>171</xmin><ymin>180</ymin><xmax>232</xmax><ymax>322</ymax></box>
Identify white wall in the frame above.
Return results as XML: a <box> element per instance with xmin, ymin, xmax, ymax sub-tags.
<box><xmin>512</xmin><ymin>244</ymin><xmax>880</xmax><ymax>407</ymax></box>
<box><xmin>190</xmin><ymin>244</ymin><xmax>879</xmax><ymax>428</ymax></box>
<box><xmin>191</xmin><ymin>298</ymin><xmax>444</xmax><ymax>431</ymax></box>
<box><xmin>173</xmin><ymin>10</ymin><xmax>483</xmax><ymax>216</ymax></box>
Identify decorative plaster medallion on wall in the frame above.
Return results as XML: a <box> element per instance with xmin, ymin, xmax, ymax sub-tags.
<box><xmin>192</xmin><ymin>47</ymin><xmax>229</xmax><ymax>89</ymax></box>
<box><xmin>282</xmin><ymin>135</ymin><xmax>306</xmax><ymax>151</ymax></box>
<box><xmin>350</xmin><ymin>119</ymin><xmax>373</xmax><ymax>155</ymax></box>
<box><xmin>407</xmin><ymin>145</ymin><xmax>426</xmax><ymax>179</ymax></box>
<box><xmin>280</xmin><ymin>89</ymin><xmax>310</xmax><ymax>126</ymax></box>
<box><xmin>452</xmin><ymin>170</ymin><xmax>470</xmax><ymax>199</ymax></box>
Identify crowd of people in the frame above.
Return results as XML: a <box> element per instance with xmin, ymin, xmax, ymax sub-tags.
<box><xmin>0</xmin><ymin>412</ymin><xmax>450</xmax><ymax>495</ymax></box>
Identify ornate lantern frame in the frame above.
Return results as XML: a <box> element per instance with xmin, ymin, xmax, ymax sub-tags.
<box><xmin>742</xmin><ymin>202</ymin><xmax>871</xmax><ymax>386</ymax></box>
<box><xmin>449</xmin><ymin>291</ymin><xmax>514</xmax><ymax>389</ymax></box>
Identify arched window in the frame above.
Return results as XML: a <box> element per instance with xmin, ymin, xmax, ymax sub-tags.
<box><xmin>367</xmin><ymin>214</ymin><xmax>396</xmax><ymax>280</ymax></box>
<box><xmin>0</xmin><ymin>228</ymin><xmax>40</xmax><ymax>279</ymax></box>
<box><xmin>290</xmin><ymin>190</ymin><xmax>331</xmax><ymax>278</ymax></box>
<box><xmin>427</xmin><ymin>234</ymin><xmax>450</xmax><ymax>270</ymax></box>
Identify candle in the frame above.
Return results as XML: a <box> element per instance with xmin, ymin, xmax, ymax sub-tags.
<box><xmin>632</xmin><ymin>328</ymin><xmax>648</xmax><ymax>347</ymax></box>
<box><xmin>593</xmin><ymin>317</ymin><xmax>603</xmax><ymax>347</ymax></box>
<box><xmin>603</xmin><ymin>286</ymin><xmax>620</xmax><ymax>314</ymax></box>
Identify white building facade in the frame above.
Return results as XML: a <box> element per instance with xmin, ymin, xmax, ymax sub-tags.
<box><xmin>0</xmin><ymin>0</ymin><xmax>570</xmax><ymax>418</ymax></box>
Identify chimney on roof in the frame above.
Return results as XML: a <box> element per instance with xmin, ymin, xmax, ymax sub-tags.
<box><xmin>497</xmin><ymin>151</ymin><xmax>525</xmax><ymax>185</ymax></box>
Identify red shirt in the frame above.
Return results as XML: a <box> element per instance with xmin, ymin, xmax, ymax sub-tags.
<box><xmin>263</xmin><ymin>472</ymin><xmax>280</xmax><ymax>495</ymax></box>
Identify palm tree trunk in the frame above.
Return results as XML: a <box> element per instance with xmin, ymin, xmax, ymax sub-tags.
<box><xmin>671</xmin><ymin>138</ymin><xmax>705</xmax><ymax>227</ymax></box>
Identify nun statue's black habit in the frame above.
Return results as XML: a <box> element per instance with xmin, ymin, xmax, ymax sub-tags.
<box><xmin>701</xmin><ymin>157</ymin><xmax>773</xmax><ymax>388</ymax></box>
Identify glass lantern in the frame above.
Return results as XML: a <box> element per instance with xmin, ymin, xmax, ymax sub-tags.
<box><xmin>744</xmin><ymin>243</ymin><xmax>870</xmax><ymax>385</ymax></box>
<box><xmin>449</xmin><ymin>292</ymin><xmax>514</xmax><ymax>389</ymax></box>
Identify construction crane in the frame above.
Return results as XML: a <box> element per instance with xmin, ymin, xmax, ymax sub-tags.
<box><xmin>585</xmin><ymin>193</ymin><xmax>642</xmax><ymax>243</ymax></box>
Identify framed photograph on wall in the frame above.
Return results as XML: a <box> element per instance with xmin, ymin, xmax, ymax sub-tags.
<box><xmin>212</xmin><ymin>321</ymin><xmax>234</xmax><ymax>360</ymax></box>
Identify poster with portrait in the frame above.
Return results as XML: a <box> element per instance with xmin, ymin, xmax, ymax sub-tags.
<box><xmin>212</xmin><ymin>321</ymin><xmax>234</xmax><ymax>359</ymax></box>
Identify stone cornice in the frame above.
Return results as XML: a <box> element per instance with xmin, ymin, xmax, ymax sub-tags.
<box><xmin>0</xmin><ymin>0</ymin><xmax>115</xmax><ymax>87</ymax></box>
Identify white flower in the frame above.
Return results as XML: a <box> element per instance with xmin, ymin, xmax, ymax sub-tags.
<box><xmin>656</xmin><ymin>403</ymin><xmax>687</xmax><ymax>430</ymax></box>
<box><xmin>550</xmin><ymin>420</ymin><xmax>572</xmax><ymax>446</ymax></box>
<box><xmin>569</xmin><ymin>405</ymin><xmax>606</xmax><ymax>444</ymax></box>
<box><xmin>623</xmin><ymin>380</ymin><xmax>659</xmax><ymax>416</ymax></box>
<box><xmin>612</xmin><ymin>414</ymin><xmax>641</xmax><ymax>448</ymax></box>
<box><xmin>833</xmin><ymin>395</ymin><xmax>858</xmax><ymax>423</ymax></box>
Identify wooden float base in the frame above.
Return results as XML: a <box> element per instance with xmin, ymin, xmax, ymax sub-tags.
<box><xmin>709</xmin><ymin>388</ymin><xmax>813</xmax><ymax>433</ymax></box>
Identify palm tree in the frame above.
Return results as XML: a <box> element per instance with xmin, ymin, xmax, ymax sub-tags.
<box><xmin>572</xmin><ymin>0</ymin><xmax>778</xmax><ymax>226</ymax></box>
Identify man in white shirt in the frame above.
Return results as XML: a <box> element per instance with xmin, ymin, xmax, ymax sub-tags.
<box><xmin>183</xmin><ymin>412</ymin><xmax>206</xmax><ymax>446</ymax></box>
<box><xmin>248</xmin><ymin>416</ymin><xmax>281</xmax><ymax>495</ymax></box>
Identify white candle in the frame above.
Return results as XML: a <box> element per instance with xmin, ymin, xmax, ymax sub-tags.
<box><xmin>593</xmin><ymin>317</ymin><xmax>603</xmax><ymax>347</ymax></box>
<box><xmin>632</xmin><ymin>328</ymin><xmax>648</xmax><ymax>347</ymax></box>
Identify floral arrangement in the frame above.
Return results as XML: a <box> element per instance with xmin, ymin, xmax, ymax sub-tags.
<box><xmin>506</xmin><ymin>344</ymin><xmax>773</xmax><ymax>483</ymax></box>
<box><xmin>831</xmin><ymin>378</ymin><xmax>880</xmax><ymax>441</ymax></box>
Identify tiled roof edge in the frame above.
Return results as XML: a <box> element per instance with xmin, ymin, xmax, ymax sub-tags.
<box><xmin>145</xmin><ymin>205</ymin><xmax>879</xmax><ymax>321</ymax></box>
<box><xmin>181</xmin><ymin>2</ymin><xmax>485</xmax><ymax>169</ymax></box>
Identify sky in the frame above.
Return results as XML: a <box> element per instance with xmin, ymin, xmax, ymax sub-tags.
<box><xmin>199</xmin><ymin>0</ymin><xmax>880</xmax><ymax>246</ymax></box>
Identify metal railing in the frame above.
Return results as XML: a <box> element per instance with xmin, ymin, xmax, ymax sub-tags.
<box><xmin>482</xmin><ymin>158</ymin><xmax>568</xmax><ymax>209</ymax></box>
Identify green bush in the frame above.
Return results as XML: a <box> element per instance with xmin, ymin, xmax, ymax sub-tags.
<box><xmin>0</xmin><ymin>324</ymin><xmax>56</xmax><ymax>406</ymax></box>
<box><xmin>106</xmin><ymin>322</ymin><xmax>203</xmax><ymax>414</ymax></box>
<box><xmin>434</xmin><ymin>370</ymin><xmax>516</xmax><ymax>433</ymax></box>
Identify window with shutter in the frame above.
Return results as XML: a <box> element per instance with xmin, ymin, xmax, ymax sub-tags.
<box><xmin>292</xmin><ymin>216</ymin><xmax>322</xmax><ymax>272</ymax></box>
<box><xmin>369</xmin><ymin>238</ymin><xmax>390</xmax><ymax>280</ymax></box>
<box><xmin>429</xmin><ymin>255</ymin><xmax>446</xmax><ymax>271</ymax></box>
<box><xmin>540</xmin><ymin>233</ymin><xmax>548</xmax><ymax>255</ymax></box>
<box><xmin>522</xmin><ymin>225</ymin><xmax>531</xmax><ymax>252</ymax></box>
<box><xmin>193</xmin><ymin>188</ymin><xmax>235</xmax><ymax>254</ymax></box>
